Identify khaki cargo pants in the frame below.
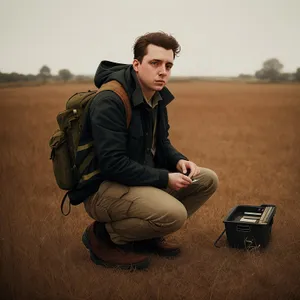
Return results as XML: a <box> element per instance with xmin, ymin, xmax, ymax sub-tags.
<box><xmin>84</xmin><ymin>167</ymin><xmax>219</xmax><ymax>245</ymax></box>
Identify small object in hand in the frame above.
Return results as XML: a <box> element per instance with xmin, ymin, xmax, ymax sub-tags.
<box><xmin>182</xmin><ymin>169</ymin><xmax>198</xmax><ymax>183</ymax></box>
<box><xmin>184</xmin><ymin>169</ymin><xmax>191</xmax><ymax>176</ymax></box>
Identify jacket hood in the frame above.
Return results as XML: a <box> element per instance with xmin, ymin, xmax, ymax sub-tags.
<box><xmin>94</xmin><ymin>60</ymin><xmax>175</xmax><ymax>106</ymax></box>
<box><xmin>94</xmin><ymin>60</ymin><xmax>131</xmax><ymax>88</ymax></box>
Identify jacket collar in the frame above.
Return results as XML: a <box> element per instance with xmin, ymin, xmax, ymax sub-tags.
<box><xmin>130</xmin><ymin>68</ymin><xmax>174</xmax><ymax>107</ymax></box>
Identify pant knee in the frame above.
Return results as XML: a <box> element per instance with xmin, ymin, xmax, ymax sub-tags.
<box><xmin>170</xmin><ymin>207</ymin><xmax>188</xmax><ymax>231</ymax></box>
<box><xmin>209</xmin><ymin>170</ymin><xmax>219</xmax><ymax>192</ymax></box>
<box><xmin>151</xmin><ymin>205</ymin><xmax>187</xmax><ymax>233</ymax></box>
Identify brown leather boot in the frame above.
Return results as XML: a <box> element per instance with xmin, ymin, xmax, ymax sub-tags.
<box><xmin>82</xmin><ymin>222</ymin><xmax>150</xmax><ymax>270</ymax></box>
<box><xmin>134</xmin><ymin>237</ymin><xmax>181</xmax><ymax>258</ymax></box>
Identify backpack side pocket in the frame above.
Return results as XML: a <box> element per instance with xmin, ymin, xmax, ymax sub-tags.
<box><xmin>49</xmin><ymin>129</ymin><xmax>76</xmax><ymax>190</ymax></box>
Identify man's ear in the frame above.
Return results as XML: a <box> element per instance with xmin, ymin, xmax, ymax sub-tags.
<box><xmin>132</xmin><ymin>59</ymin><xmax>140</xmax><ymax>72</ymax></box>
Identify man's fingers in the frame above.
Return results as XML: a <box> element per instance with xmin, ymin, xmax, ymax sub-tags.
<box><xmin>187</xmin><ymin>167</ymin><xmax>195</xmax><ymax>178</ymax></box>
<box><xmin>192</xmin><ymin>167</ymin><xmax>200</xmax><ymax>178</ymax></box>
<box><xmin>189</xmin><ymin>165</ymin><xmax>198</xmax><ymax>178</ymax></box>
<box><xmin>181</xmin><ymin>175</ymin><xmax>192</xmax><ymax>184</ymax></box>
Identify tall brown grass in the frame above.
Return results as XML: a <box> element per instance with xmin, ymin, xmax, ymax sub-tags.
<box><xmin>0</xmin><ymin>82</ymin><xmax>299</xmax><ymax>300</ymax></box>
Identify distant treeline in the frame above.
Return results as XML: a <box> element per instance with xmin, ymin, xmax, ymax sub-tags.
<box><xmin>238</xmin><ymin>58</ymin><xmax>300</xmax><ymax>82</ymax></box>
<box><xmin>0</xmin><ymin>72</ymin><xmax>92</xmax><ymax>83</ymax></box>
<box><xmin>0</xmin><ymin>65</ymin><xmax>92</xmax><ymax>84</ymax></box>
<box><xmin>1</xmin><ymin>59</ymin><xmax>300</xmax><ymax>84</ymax></box>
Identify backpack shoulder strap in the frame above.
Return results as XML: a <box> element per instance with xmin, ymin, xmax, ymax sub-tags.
<box><xmin>97</xmin><ymin>80</ymin><xmax>132</xmax><ymax>128</ymax></box>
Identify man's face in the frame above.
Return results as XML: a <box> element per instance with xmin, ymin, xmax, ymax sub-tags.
<box><xmin>133</xmin><ymin>44</ymin><xmax>174</xmax><ymax>94</ymax></box>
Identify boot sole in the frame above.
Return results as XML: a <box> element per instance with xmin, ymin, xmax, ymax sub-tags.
<box><xmin>82</xmin><ymin>230</ymin><xmax>150</xmax><ymax>270</ymax></box>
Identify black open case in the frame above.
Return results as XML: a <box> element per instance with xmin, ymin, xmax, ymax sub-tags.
<box><xmin>214</xmin><ymin>204</ymin><xmax>277</xmax><ymax>249</ymax></box>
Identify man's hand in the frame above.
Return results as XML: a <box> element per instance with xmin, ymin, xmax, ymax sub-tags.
<box><xmin>168</xmin><ymin>173</ymin><xmax>192</xmax><ymax>191</ymax></box>
<box><xmin>176</xmin><ymin>159</ymin><xmax>200</xmax><ymax>178</ymax></box>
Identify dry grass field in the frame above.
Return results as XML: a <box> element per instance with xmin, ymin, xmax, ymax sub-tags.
<box><xmin>0</xmin><ymin>81</ymin><xmax>300</xmax><ymax>300</ymax></box>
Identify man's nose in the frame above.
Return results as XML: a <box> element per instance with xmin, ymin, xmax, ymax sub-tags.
<box><xmin>159</xmin><ymin>67</ymin><xmax>167</xmax><ymax>76</ymax></box>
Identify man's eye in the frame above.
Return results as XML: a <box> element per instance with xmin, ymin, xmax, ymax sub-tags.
<box><xmin>166</xmin><ymin>65</ymin><xmax>172</xmax><ymax>70</ymax></box>
<box><xmin>151</xmin><ymin>61</ymin><xmax>157</xmax><ymax>65</ymax></box>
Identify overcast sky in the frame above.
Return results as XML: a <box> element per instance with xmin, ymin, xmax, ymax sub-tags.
<box><xmin>1</xmin><ymin>0</ymin><xmax>299</xmax><ymax>77</ymax></box>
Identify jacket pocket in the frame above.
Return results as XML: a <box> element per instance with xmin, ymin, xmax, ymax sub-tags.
<box><xmin>129</xmin><ymin>126</ymin><xmax>144</xmax><ymax>139</ymax></box>
<box><xmin>127</xmin><ymin>126</ymin><xmax>144</xmax><ymax>161</ymax></box>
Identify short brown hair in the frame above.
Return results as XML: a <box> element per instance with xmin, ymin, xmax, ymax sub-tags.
<box><xmin>133</xmin><ymin>31</ymin><xmax>181</xmax><ymax>62</ymax></box>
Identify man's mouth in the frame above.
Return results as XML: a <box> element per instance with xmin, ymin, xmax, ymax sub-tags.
<box><xmin>155</xmin><ymin>80</ymin><xmax>165</xmax><ymax>84</ymax></box>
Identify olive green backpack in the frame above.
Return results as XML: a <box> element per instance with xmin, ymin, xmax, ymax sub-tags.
<box><xmin>49</xmin><ymin>80</ymin><xmax>132</xmax><ymax>215</ymax></box>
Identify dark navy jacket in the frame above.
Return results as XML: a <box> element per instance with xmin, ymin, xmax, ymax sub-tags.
<box><xmin>68</xmin><ymin>61</ymin><xmax>187</xmax><ymax>205</ymax></box>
